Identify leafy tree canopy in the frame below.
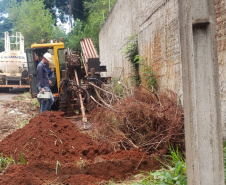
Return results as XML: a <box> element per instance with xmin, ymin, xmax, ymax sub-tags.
<box><xmin>65</xmin><ymin>0</ymin><xmax>116</xmax><ymax>50</ymax></box>
<box><xmin>8</xmin><ymin>0</ymin><xmax>54</xmax><ymax>48</ymax></box>
<box><xmin>0</xmin><ymin>0</ymin><xmax>117</xmax><ymax>51</ymax></box>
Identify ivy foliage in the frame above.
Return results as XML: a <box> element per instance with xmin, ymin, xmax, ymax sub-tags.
<box><xmin>122</xmin><ymin>35</ymin><xmax>139</xmax><ymax>65</ymax></box>
<box><xmin>121</xmin><ymin>34</ymin><xmax>140</xmax><ymax>85</ymax></box>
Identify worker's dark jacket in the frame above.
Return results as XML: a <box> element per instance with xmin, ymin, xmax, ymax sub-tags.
<box><xmin>37</xmin><ymin>62</ymin><xmax>49</xmax><ymax>88</ymax></box>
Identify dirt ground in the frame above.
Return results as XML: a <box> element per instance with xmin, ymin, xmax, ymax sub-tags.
<box><xmin>0</xmin><ymin>111</ymin><xmax>159</xmax><ymax>185</ymax></box>
<box><xmin>0</xmin><ymin>92</ymin><xmax>39</xmax><ymax>141</ymax></box>
<box><xmin>0</xmin><ymin>91</ymin><xmax>185</xmax><ymax>185</ymax></box>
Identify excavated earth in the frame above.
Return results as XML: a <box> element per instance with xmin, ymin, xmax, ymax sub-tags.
<box><xmin>0</xmin><ymin>111</ymin><xmax>160</xmax><ymax>185</ymax></box>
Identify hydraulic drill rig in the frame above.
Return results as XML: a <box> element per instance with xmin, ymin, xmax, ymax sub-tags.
<box><xmin>26</xmin><ymin>38</ymin><xmax>108</xmax><ymax>126</ymax></box>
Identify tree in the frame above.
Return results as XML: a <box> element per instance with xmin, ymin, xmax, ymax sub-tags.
<box><xmin>0</xmin><ymin>0</ymin><xmax>15</xmax><ymax>52</ymax></box>
<box><xmin>65</xmin><ymin>19</ymin><xmax>84</xmax><ymax>50</ymax></box>
<box><xmin>0</xmin><ymin>18</ymin><xmax>13</xmax><ymax>52</ymax></box>
<box><xmin>8</xmin><ymin>0</ymin><xmax>54</xmax><ymax>48</ymax></box>
<box><xmin>82</xmin><ymin>0</ymin><xmax>116</xmax><ymax>49</ymax></box>
<box><xmin>61</xmin><ymin>0</ymin><xmax>116</xmax><ymax>51</ymax></box>
<box><xmin>52</xmin><ymin>25</ymin><xmax>68</xmax><ymax>43</ymax></box>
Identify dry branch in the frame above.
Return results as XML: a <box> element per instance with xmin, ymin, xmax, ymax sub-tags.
<box><xmin>91</xmin><ymin>90</ymin><xmax>185</xmax><ymax>155</ymax></box>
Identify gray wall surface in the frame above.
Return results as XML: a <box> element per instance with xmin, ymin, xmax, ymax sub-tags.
<box><xmin>99</xmin><ymin>0</ymin><xmax>182</xmax><ymax>94</ymax></box>
<box><xmin>99</xmin><ymin>0</ymin><xmax>226</xmax><ymax>138</ymax></box>
<box><xmin>216</xmin><ymin>0</ymin><xmax>226</xmax><ymax>137</ymax></box>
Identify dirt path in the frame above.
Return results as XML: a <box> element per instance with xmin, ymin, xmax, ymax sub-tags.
<box><xmin>0</xmin><ymin>93</ymin><xmax>18</xmax><ymax>121</ymax></box>
<box><xmin>0</xmin><ymin>90</ymin><xmax>39</xmax><ymax>141</ymax></box>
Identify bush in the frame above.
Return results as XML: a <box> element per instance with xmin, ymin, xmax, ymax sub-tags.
<box><xmin>132</xmin><ymin>146</ymin><xmax>187</xmax><ymax>185</ymax></box>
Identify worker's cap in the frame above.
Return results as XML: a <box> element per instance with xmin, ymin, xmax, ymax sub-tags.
<box><xmin>43</xmin><ymin>53</ymin><xmax>52</xmax><ymax>62</ymax></box>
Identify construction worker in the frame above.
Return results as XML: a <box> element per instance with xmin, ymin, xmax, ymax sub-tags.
<box><xmin>36</xmin><ymin>52</ymin><xmax>54</xmax><ymax>113</ymax></box>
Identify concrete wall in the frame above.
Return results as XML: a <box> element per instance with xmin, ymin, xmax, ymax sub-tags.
<box><xmin>99</xmin><ymin>0</ymin><xmax>182</xmax><ymax>94</ymax></box>
<box><xmin>99</xmin><ymin>0</ymin><xmax>226</xmax><ymax>137</ymax></box>
<box><xmin>216</xmin><ymin>0</ymin><xmax>226</xmax><ymax>137</ymax></box>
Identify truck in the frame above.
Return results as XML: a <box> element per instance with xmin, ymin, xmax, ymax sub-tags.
<box><xmin>0</xmin><ymin>32</ymin><xmax>29</xmax><ymax>92</ymax></box>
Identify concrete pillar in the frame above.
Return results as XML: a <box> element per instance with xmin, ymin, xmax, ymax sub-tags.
<box><xmin>178</xmin><ymin>0</ymin><xmax>225</xmax><ymax>184</ymax></box>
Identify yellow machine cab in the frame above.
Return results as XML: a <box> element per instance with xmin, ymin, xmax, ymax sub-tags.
<box><xmin>26</xmin><ymin>41</ymin><xmax>66</xmax><ymax>97</ymax></box>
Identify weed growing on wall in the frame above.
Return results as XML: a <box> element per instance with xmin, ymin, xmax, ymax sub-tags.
<box><xmin>135</xmin><ymin>55</ymin><xmax>157</xmax><ymax>90</ymax></box>
<box><xmin>122</xmin><ymin>34</ymin><xmax>140</xmax><ymax>85</ymax></box>
<box><xmin>122</xmin><ymin>35</ymin><xmax>157</xmax><ymax>89</ymax></box>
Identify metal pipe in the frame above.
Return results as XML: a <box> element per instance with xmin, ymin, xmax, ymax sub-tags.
<box><xmin>74</xmin><ymin>69</ymin><xmax>87</xmax><ymax>128</ymax></box>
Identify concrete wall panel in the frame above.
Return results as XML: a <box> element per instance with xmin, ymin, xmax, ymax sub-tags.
<box><xmin>216</xmin><ymin>0</ymin><xmax>226</xmax><ymax>137</ymax></box>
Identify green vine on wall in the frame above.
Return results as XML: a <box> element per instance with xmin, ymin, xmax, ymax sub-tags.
<box><xmin>122</xmin><ymin>35</ymin><xmax>157</xmax><ymax>90</ymax></box>
<box><xmin>136</xmin><ymin>56</ymin><xmax>157</xmax><ymax>90</ymax></box>
<box><xmin>122</xmin><ymin>34</ymin><xmax>140</xmax><ymax>85</ymax></box>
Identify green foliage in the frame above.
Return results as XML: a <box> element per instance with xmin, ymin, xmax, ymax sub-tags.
<box><xmin>65</xmin><ymin>19</ymin><xmax>84</xmax><ymax>50</ymax></box>
<box><xmin>136</xmin><ymin>56</ymin><xmax>157</xmax><ymax>90</ymax></box>
<box><xmin>111</xmin><ymin>78</ymin><xmax>124</xmax><ymax>98</ymax></box>
<box><xmin>8</xmin><ymin>0</ymin><xmax>54</xmax><ymax>47</ymax></box>
<box><xmin>223</xmin><ymin>141</ymin><xmax>226</xmax><ymax>183</ymax></box>
<box><xmin>1</xmin><ymin>0</ymin><xmax>117</xmax><ymax>50</ymax></box>
<box><xmin>0</xmin><ymin>154</ymin><xmax>15</xmax><ymax>172</ymax></box>
<box><xmin>122</xmin><ymin>35</ymin><xmax>138</xmax><ymax>65</ymax></box>
<box><xmin>74</xmin><ymin>109</ymin><xmax>80</xmax><ymax>115</ymax></box>
<box><xmin>140</xmin><ymin>64</ymin><xmax>157</xmax><ymax>90</ymax></box>
<box><xmin>52</xmin><ymin>25</ymin><xmax>67</xmax><ymax>42</ymax></box>
<box><xmin>82</xmin><ymin>0</ymin><xmax>116</xmax><ymax>49</ymax></box>
<box><xmin>122</xmin><ymin>35</ymin><xmax>140</xmax><ymax>85</ymax></box>
<box><xmin>134</xmin><ymin>162</ymin><xmax>187</xmax><ymax>185</ymax></box>
<box><xmin>0</xmin><ymin>17</ymin><xmax>13</xmax><ymax>52</ymax></box>
<box><xmin>64</xmin><ymin>0</ymin><xmax>116</xmax><ymax>50</ymax></box>
<box><xmin>168</xmin><ymin>145</ymin><xmax>185</xmax><ymax>166</ymax></box>
<box><xmin>19</xmin><ymin>153</ymin><xmax>26</xmax><ymax>164</ymax></box>
<box><xmin>14</xmin><ymin>96</ymin><xmax>25</xmax><ymax>101</ymax></box>
<box><xmin>31</xmin><ymin>99</ymin><xmax>40</xmax><ymax>107</ymax></box>
<box><xmin>18</xmin><ymin>120</ymin><xmax>29</xmax><ymax>128</ymax></box>
<box><xmin>132</xmin><ymin>146</ymin><xmax>187</xmax><ymax>185</ymax></box>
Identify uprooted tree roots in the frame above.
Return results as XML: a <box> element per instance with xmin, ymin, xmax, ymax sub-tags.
<box><xmin>91</xmin><ymin>90</ymin><xmax>185</xmax><ymax>155</ymax></box>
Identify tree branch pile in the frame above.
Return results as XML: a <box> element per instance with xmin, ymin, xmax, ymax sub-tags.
<box><xmin>91</xmin><ymin>90</ymin><xmax>185</xmax><ymax>155</ymax></box>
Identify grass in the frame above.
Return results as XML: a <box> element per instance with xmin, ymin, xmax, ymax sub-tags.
<box><xmin>56</xmin><ymin>161</ymin><xmax>61</xmax><ymax>175</ymax></box>
<box><xmin>14</xmin><ymin>96</ymin><xmax>25</xmax><ymax>101</ymax></box>
<box><xmin>223</xmin><ymin>141</ymin><xmax>226</xmax><ymax>184</ymax></box>
<box><xmin>0</xmin><ymin>153</ymin><xmax>15</xmax><ymax>173</ymax></box>
<box><xmin>108</xmin><ymin>145</ymin><xmax>187</xmax><ymax>185</ymax></box>
<box><xmin>31</xmin><ymin>99</ymin><xmax>40</xmax><ymax>107</ymax></box>
<box><xmin>14</xmin><ymin>92</ymin><xmax>31</xmax><ymax>101</ymax></box>
<box><xmin>18</xmin><ymin>120</ymin><xmax>29</xmax><ymax>128</ymax></box>
<box><xmin>0</xmin><ymin>152</ymin><xmax>28</xmax><ymax>174</ymax></box>
<box><xmin>131</xmin><ymin>146</ymin><xmax>187</xmax><ymax>185</ymax></box>
<box><xmin>49</xmin><ymin>130</ymin><xmax>63</xmax><ymax>144</ymax></box>
<box><xmin>19</xmin><ymin>153</ymin><xmax>26</xmax><ymax>164</ymax></box>
<box><xmin>111</xmin><ymin>142</ymin><xmax>226</xmax><ymax>184</ymax></box>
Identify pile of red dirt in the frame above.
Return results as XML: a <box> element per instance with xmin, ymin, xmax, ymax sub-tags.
<box><xmin>0</xmin><ymin>111</ymin><xmax>159</xmax><ymax>185</ymax></box>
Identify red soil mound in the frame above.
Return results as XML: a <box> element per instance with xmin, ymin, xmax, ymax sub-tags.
<box><xmin>0</xmin><ymin>111</ymin><xmax>109</xmax><ymax>164</ymax></box>
<box><xmin>0</xmin><ymin>112</ymin><xmax>159</xmax><ymax>185</ymax></box>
